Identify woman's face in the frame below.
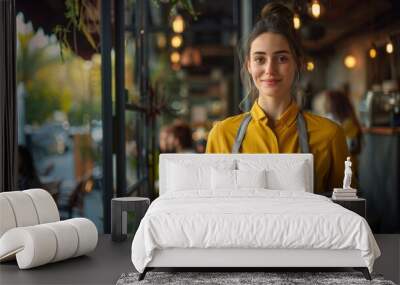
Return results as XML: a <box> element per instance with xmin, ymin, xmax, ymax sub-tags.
<box><xmin>159</xmin><ymin>128</ymin><xmax>172</xmax><ymax>152</ymax></box>
<box><xmin>247</xmin><ymin>32</ymin><xmax>296</xmax><ymax>99</ymax></box>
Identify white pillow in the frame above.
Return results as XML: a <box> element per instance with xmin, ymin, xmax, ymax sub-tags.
<box><xmin>211</xmin><ymin>168</ymin><xmax>267</xmax><ymax>190</ymax></box>
<box><xmin>237</xmin><ymin>169</ymin><xmax>267</xmax><ymax>189</ymax></box>
<box><xmin>166</xmin><ymin>160</ymin><xmax>235</xmax><ymax>192</ymax></box>
<box><xmin>167</xmin><ymin>162</ymin><xmax>209</xmax><ymax>191</ymax></box>
<box><xmin>238</xmin><ymin>160</ymin><xmax>309</xmax><ymax>192</ymax></box>
<box><xmin>266</xmin><ymin>161</ymin><xmax>308</xmax><ymax>191</ymax></box>
<box><xmin>211</xmin><ymin>168</ymin><xmax>236</xmax><ymax>190</ymax></box>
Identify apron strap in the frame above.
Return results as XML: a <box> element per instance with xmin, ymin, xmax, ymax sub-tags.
<box><xmin>296</xmin><ymin>112</ymin><xmax>310</xmax><ymax>153</ymax></box>
<box><xmin>232</xmin><ymin>111</ymin><xmax>310</xmax><ymax>154</ymax></box>
<box><xmin>232</xmin><ymin>113</ymin><xmax>252</xmax><ymax>153</ymax></box>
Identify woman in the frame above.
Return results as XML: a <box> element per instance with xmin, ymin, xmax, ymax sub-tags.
<box><xmin>206</xmin><ymin>3</ymin><xmax>350</xmax><ymax>194</ymax></box>
<box><xmin>170</xmin><ymin>121</ymin><xmax>195</xmax><ymax>153</ymax></box>
<box><xmin>324</xmin><ymin>89</ymin><xmax>363</xmax><ymax>180</ymax></box>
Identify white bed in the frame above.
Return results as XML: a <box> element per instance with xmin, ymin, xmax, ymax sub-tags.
<box><xmin>131</xmin><ymin>154</ymin><xmax>380</xmax><ymax>280</ymax></box>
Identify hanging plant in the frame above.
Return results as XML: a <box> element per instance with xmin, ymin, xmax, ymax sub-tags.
<box><xmin>154</xmin><ymin>0</ymin><xmax>198</xmax><ymax>19</ymax></box>
<box><xmin>53</xmin><ymin>0</ymin><xmax>100</xmax><ymax>61</ymax></box>
<box><xmin>54</xmin><ymin>0</ymin><xmax>197</xmax><ymax>61</ymax></box>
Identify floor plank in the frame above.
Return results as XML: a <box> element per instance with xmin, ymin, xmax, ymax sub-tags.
<box><xmin>0</xmin><ymin>234</ymin><xmax>398</xmax><ymax>284</ymax></box>
<box><xmin>374</xmin><ymin>234</ymin><xmax>400</xmax><ymax>284</ymax></box>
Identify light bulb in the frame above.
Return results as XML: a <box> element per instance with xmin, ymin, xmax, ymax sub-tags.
<box><xmin>386</xmin><ymin>42</ymin><xmax>394</xmax><ymax>54</ymax></box>
<box><xmin>306</xmin><ymin>61</ymin><xmax>314</xmax><ymax>71</ymax></box>
<box><xmin>171</xmin><ymin>35</ymin><xmax>183</xmax><ymax>48</ymax></box>
<box><xmin>311</xmin><ymin>1</ymin><xmax>321</xmax><ymax>18</ymax></box>
<box><xmin>170</xmin><ymin>51</ymin><xmax>180</xmax><ymax>63</ymax></box>
<box><xmin>344</xmin><ymin>55</ymin><xmax>356</xmax><ymax>69</ymax></box>
<box><xmin>293</xmin><ymin>14</ymin><xmax>301</xmax><ymax>30</ymax></box>
<box><xmin>172</xmin><ymin>15</ymin><xmax>185</xmax><ymax>33</ymax></box>
<box><xmin>369</xmin><ymin>48</ymin><xmax>377</xmax><ymax>59</ymax></box>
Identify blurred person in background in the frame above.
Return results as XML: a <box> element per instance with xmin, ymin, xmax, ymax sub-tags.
<box><xmin>159</xmin><ymin>125</ymin><xmax>174</xmax><ymax>153</ymax></box>
<box><xmin>155</xmin><ymin>125</ymin><xmax>174</xmax><ymax>193</ymax></box>
<box><xmin>170</xmin><ymin>121</ymin><xmax>195</xmax><ymax>153</ymax></box>
<box><xmin>155</xmin><ymin>121</ymin><xmax>194</xmax><ymax>194</ymax></box>
<box><xmin>194</xmin><ymin>139</ymin><xmax>207</xmax><ymax>153</ymax></box>
<box><xmin>322</xmin><ymin>90</ymin><xmax>363</xmax><ymax>179</ymax></box>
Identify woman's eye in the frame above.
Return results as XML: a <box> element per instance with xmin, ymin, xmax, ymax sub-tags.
<box><xmin>254</xmin><ymin>57</ymin><xmax>265</xmax><ymax>64</ymax></box>
<box><xmin>277</xmin><ymin>55</ymin><xmax>288</xmax><ymax>63</ymax></box>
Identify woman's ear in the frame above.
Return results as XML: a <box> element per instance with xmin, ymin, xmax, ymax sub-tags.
<box><xmin>246</xmin><ymin>58</ymin><xmax>251</xmax><ymax>75</ymax></box>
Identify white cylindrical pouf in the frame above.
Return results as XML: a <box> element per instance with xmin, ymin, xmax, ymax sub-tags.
<box><xmin>17</xmin><ymin>226</ymin><xmax>57</xmax><ymax>269</ymax></box>
<box><xmin>0</xmin><ymin>226</ymin><xmax>57</xmax><ymax>269</ymax></box>
<box><xmin>66</xmin><ymin>218</ymin><xmax>98</xmax><ymax>257</ymax></box>
<box><xmin>23</xmin><ymin>189</ymin><xmax>60</xmax><ymax>224</ymax></box>
<box><xmin>42</xmin><ymin>221</ymin><xmax>79</xmax><ymax>262</ymax></box>
<box><xmin>0</xmin><ymin>196</ymin><xmax>17</xmax><ymax>237</ymax></box>
<box><xmin>0</xmin><ymin>192</ymin><xmax>39</xmax><ymax>227</ymax></box>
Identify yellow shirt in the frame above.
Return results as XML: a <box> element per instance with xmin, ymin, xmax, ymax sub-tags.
<box><xmin>206</xmin><ymin>101</ymin><xmax>350</xmax><ymax>194</ymax></box>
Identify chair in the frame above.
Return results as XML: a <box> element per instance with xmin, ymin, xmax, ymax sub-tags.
<box><xmin>0</xmin><ymin>189</ymin><xmax>98</xmax><ymax>269</ymax></box>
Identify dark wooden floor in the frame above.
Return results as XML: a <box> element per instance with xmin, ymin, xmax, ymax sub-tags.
<box><xmin>0</xmin><ymin>235</ymin><xmax>134</xmax><ymax>285</ymax></box>
<box><xmin>0</xmin><ymin>235</ymin><xmax>398</xmax><ymax>284</ymax></box>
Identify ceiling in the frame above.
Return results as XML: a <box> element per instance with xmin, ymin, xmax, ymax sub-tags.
<box><xmin>297</xmin><ymin>0</ymin><xmax>400</xmax><ymax>53</ymax></box>
<box><xmin>16</xmin><ymin>0</ymin><xmax>400</xmax><ymax>59</ymax></box>
<box><xmin>251</xmin><ymin>0</ymin><xmax>400</xmax><ymax>54</ymax></box>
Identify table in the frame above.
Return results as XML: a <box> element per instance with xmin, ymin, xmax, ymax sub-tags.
<box><xmin>111</xmin><ymin>197</ymin><xmax>150</xmax><ymax>242</ymax></box>
<box><xmin>331</xmin><ymin>198</ymin><xmax>366</xmax><ymax>218</ymax></box>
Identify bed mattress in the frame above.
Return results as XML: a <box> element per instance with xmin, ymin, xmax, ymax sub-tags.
<box><xmin>131</xmin><ymin>190</ymin><xmax>380</xmax><ymax>273</ymax></box>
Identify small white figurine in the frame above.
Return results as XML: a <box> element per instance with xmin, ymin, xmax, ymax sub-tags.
<box><xmin>343</xmin><ymin>157</ymin><xmax>352</xmax><ymax>190</ymax></box>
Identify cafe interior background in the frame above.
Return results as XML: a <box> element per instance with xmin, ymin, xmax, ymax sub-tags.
<box><xmin>9</xmin><ymin>0</ymin><xmax>400</xmax><ymax>235</ymax></box>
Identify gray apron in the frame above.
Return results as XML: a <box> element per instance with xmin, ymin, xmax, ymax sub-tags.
<box><xmin>232</xmin><ymin>112</ymin><xmax>310</xmax><ymax>153</ymax></box>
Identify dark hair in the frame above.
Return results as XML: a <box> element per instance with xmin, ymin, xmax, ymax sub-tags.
<box><xmin>239</xmin><ymin>2</ymin><xmax>304</xmax><ymax>110</ymax></box>
<box><xmin>325</xmin><ymin>90</ymin><xmax>359</xmax><ymax>124</ymax></box>
<box><xmin>171</xmin><ymin>122</ymin><xmax>193</xmax><ymax>150</ymax></box>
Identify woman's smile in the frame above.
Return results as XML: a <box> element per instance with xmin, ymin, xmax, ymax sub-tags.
<box><xmin>260</xmin><ymin>78</ymin><xmax>282</xmax><ymax>87</ymax></box>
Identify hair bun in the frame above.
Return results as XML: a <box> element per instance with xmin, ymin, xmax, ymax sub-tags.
<box><xmin>260</xmin><ymin>2</ymin><xmax>293</xmax><ymax>22</ymax></box>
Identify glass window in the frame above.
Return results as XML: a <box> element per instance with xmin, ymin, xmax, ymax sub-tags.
<box><xmin>146</xmin><ymin>0</ymin><xmax>240</xmax><ymax>158</ymax></box>
<box><xmin>16</xmin><ymin>12</ymin><xmax>104</xmax><ymax>232</ymax></box>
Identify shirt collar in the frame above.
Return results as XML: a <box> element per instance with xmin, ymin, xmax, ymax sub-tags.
<box><xmin>250</xmin><ymin>100</ymin><xmax>268</xmax><ymax>121</ymax></box>
<box><xmin>250</xmin><ymin>100</ymin><xmax>300</xmax><ymax>128</ymax></box>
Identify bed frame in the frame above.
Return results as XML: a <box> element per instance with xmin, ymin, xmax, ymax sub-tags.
<box><xmin>138</xmin><ymin>154</ymin><xmax>372</xmax><ymax>281</ymax></box>
<box><xmin>139</xmin><ymin>249</ymin><xmax>371</xmax><ymax>280</ymax></box>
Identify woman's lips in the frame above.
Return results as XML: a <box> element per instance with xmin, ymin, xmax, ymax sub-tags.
<box><xmin>261</xmin><ymin>79</ymin><xmax>281</xmax><ymax>87</ymax></box>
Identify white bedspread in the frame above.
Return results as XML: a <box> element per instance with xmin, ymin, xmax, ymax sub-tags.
<box><xmin>131</xmin><ymin>190</ymin><xmax>380</xmax><ymax>273</ymax></box>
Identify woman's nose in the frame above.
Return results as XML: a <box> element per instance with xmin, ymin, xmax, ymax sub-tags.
<box><xmin>264</xmin><ymin>58</ymin><xmax>276</xmax><ymax>75</ymax></box>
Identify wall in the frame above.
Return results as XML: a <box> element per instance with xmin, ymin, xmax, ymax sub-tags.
<box><xmin>308</xmin><ymin>21</ymin><xmax>400</xmax><ymax>106</ymax></box>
